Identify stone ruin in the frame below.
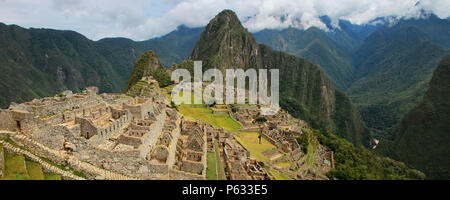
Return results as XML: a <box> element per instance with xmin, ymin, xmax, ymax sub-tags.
<box><xmin>0</xmin><ymin>75</ymin><xmax>333</xmax><ymax>180</ymax></box>
<box><xmin>0</xmin><ymin>78</ymin><xmax>209</xmax><ymax>179</ymax></box>
<box><xmin>172</xmin><ymin>119</ymin><xmax>207</xmax><ymax>176</ymax></box>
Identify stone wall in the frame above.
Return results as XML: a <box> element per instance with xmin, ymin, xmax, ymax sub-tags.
<box><xmin>9</xmin><ymin>133</ymin><xmax>67</xmax><ymax>166</ymax></box>
<box><xmin>32</xmin><ymin>124</ymin><xmax>66</xmax><ymax>150</ymax></box>
<box><xmin>169</xmin><ymin>168</ymin><xmax>205</xmax><ymax>180</ymax></box>
<box><xmin>0</xmin><ymin>110</ymin><xmax>16</xmax><ymax>132</ymax></box>
<box><xmin>119</xmin><ymin>135</ymin><xmax>142</xmax><ymax>148</ymax></box>
<box><xmin>0</xmin><ymin>144</ymin><xmax>4</xmax><ymax>177</ymax></box>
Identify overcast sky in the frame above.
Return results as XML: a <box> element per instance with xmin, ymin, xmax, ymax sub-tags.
<box><xmin>0</xmin><ymin>0</ymin><xmax>449</xmax><ymax>41</ymax></box>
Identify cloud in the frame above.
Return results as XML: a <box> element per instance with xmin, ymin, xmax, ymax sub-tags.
<box><xmin>0</xmin><ymin>0</ymin><xmax>448</xmax><ymax>40</ymax></box>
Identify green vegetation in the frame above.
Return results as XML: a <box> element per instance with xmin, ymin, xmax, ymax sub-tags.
<box><xmin>270</xmin><ymin>170</ymin><xmax>291</xmax><ymax>180</ymax></box>
<box><xmin>190</xmin><ymin>10</ymin><xmax>370</xmax><ymax>147</ymax></box>
<box><xmin>392</xmin><ymin>54</ymin><xmax>450</xmax><ymax>179</ymax></box>
<box><xmin>40</xmin><ymin>157</ymin><xmax>86</xmax><ymax>179</ymax></box>
<box><xmin>233</xmin><ymin>132</ymin><xmax>276</xmax><ymax>163</ymax></box>
<box><xmin>206</xmin><ymin>152</ymin><xmax>218</xmax><ymax>180</ymax></box>
<box><xmin>25</xmin><ymin>160</ymin><xmax>45</xmax><ymax>180</ymax></box>
<box><xmin>168</xmin><ymin>89</ymin><xmax>275</xmax><ymax>164</ymax></box>
<box><xmin>296</xmin><ymin>129</ymin><xmax>318</xmax><ymax>167</ymax></box>
<box><xmin>0</xmin><ymin>23</ymin><xmax>202</xmax><ymax>109</ymax></box>
<box><xmin>348</xmin><ymin>22</ymin><xmax>449</xmax><ymax>140</ymax></box>
<box><xmin>314</xmin><ymin>130</ymin><xmax>425</xmax><ymax>180</ymax></box>
<box><xmin>151</xmin><ymin>67</ymin><xmax>173</xmax><ymax>87</ymax></box>
<box><xmin>124</xmin><ymin>51</ymin><xmax>164</xmax><ymax>92</ymax></box>
<box><xmin>254</xmin><ymin>27</ymin><xmax>354</xmax><ymax>90</ymax></box>
<box><xmin>44</xmin><ymin>173</ymin><xmax>61</xmax><ymax>180</ymax></box>
<box><xmin>214</xmin><ymin>141</ymin><xmax>226</xmax><ymax>180</ymax></box>
<box><xmin>1</xmin><ymin>151</ymin><xmax>30</xmax><ymax>180</ymax></box>
<box><xmin>40</xmin><ymin>113</ymin><xmax>55</xmax><ymax>119</ymax></box>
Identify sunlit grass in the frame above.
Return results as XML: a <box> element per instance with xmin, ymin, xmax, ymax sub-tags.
<box><xmin>234</xmin><ymin>132</ymin><xmax>276</xmax><ymax>163</ymax></box>
<box><xmin>206</xmin><ymin>152</ymin><xmax>218</xmax><ymax>180</ymax></box>
<box><xmin>43</xmin><ymin>173</ymin><xmax>61</xmax><ymax>180</ymax></box>
<box><xmin>270</xmin><ymin>170</ymin><xmax>292</xmax><ymax>180</ymax></box>
<box><xmin>26</xmin><ymin>160</ymin><xmax>45</xmax><ymax>180</ymax></box>
<box><xmin>164</xmin><ymin>87</ymin><xmax>276</xmax><ymax>164</ymax></box>
<box><xmin>1</xmin><ymin>151</ymin><xmax>30</xmax><ymax>180</ymax></box>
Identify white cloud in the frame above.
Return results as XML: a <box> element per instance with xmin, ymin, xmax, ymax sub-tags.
<box><xmin>0</xmin><ymin>0</ymin><xmax>448</xmax><ymax>40</ymax></box>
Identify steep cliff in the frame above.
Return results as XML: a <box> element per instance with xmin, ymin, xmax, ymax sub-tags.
<box><xmin>393</xmin><ymin>54</ymin><xmax>450</xmax><ymax>179</ymax></box>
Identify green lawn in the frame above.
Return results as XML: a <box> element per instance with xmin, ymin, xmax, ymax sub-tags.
<box><xmin>44</xmin><ymin>173</ymin><xmax>62</xmax><ymax>180</ymax></box>
<box><xmin>26</xmin><ymin>160</ymin><xmax>45</xmax><ymax>180</ymax></box>
<box><xmin>234</xmin><ymin>132</ymin><xmax>276</xmax><ymax>163</ymax></box>
<box><xmin>206</xmin><ymin>152</ymin><xmax>218</xmax><ymax>180</ymax></box>
<box><xmin>1</xmin><ymin>151</ymin><xmax>30</xmax><ymax>180</ymax></box>
<box><xmin>172</xmin><ymin>91</ymin><xmax>242</xmax><ymax>133</ymax></box>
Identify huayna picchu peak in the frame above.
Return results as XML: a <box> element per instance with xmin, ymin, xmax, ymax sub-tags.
<box><xmin>191</xmin><ymin>9</ymin><xmax>371</xmax><ymax>147</ymax></box>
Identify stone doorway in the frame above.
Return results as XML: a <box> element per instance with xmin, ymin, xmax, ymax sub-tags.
<box><xmin>16</xmin><ymin>120</ymin><xmax>21</xmax><ymax>132</ymax></box>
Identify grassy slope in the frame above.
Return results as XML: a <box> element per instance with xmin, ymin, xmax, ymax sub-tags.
<box><xmin>44</xmin><ymin>173</ymin><xmax>62</xmax><ymax>180</ymax></box>
<box><xmin>1</xmin><ymin>151</ymin><xmax>30</xmax><ymax>180</ymax></box>
<box><xmin>348</xmin><ymin>23</ymin><xmax>448</xmax><ymax>139</ymax></box>
<box><xmin>206</xmin><ymin>152</ymin><xmax>218</xmax><ymax>180</ymax></box>
<box><xmin>26</xmin><ymin>160</ymin><xmax>45</xmax><ymax>180</ymax></box>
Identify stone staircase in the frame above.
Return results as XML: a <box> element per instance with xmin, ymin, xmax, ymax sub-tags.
<box><xmin>4</xmin><ymin>133</ymin><xmax>138</xmax><ymax>180</ymax></box>
<box><xmin>68</xmin><ymin>157</ymin><xmax>136</xmax><ymax>180</ymax></box>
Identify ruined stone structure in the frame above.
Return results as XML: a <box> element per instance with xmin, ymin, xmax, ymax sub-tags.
<box><xmin>173</xmin><ymin>120</ymin><xmax>207</xmax><ymax>176</ymax></box>
<box><xmin>0</xmin><ymin>77</ymin><xmax>209</xmax><ymax>180</ymax></box>
<box><xmin>0</xmin><ymin>75</ymin><xmax>332</xmax><ymax>180</ymax></box>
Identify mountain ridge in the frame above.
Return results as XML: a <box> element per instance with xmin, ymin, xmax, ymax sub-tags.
<box><xmin>393</xmin><ymin>54</ymin><xmax>450</xmax><ymax>179</ymax></box>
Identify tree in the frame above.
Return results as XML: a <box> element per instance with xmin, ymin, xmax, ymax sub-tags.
<box><xmin>253</xmin><ymin>116</ymin><xmax>267</xmax><ymax>144</ymax></box>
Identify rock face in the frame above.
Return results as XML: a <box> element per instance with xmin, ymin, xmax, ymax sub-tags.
<box><xmin>190</xmin><ymin>10</ymin><xmax>370</xmax><ymax>146</ymax></box>
<box><xmin>394</xmin><ymin>54</ymin><xmax>450</xmax><ymax>179</ymax></box>
<box><xmin>124</xmin><ymin>51</ymin><xmax>164</xmax><ymax>92</ymax></box>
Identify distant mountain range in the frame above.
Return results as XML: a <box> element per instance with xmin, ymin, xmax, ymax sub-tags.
<box><xmin>254</xmin><ymin>14</ymin><xmax>450</xmax><ymax>141</ymax></box>
<box><xmin>0</xmin><ymin>23</ymin><xmax>202</xmax><ymax>108</ymax></box>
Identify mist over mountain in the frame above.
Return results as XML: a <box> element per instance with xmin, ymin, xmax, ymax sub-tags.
<box><xmin>253</xmin><ymin>14</ymin><xmax>450</xmax><ymax>141</ymax></box>
<box><xmin>253</xmin><ymin>27</ymin><xmax>354</xmax><ymax>90</ymax></box>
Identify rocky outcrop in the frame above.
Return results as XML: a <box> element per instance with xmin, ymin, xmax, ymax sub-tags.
<box><xmin>124</xmin><ymin>51</ymin><xmax>164</xmax><ymax>92</ymax></box>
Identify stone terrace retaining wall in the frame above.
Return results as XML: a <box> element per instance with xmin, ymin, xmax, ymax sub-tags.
<box><xmin>0</xmin><ymin>144</ymin><xmax>4</xmax><ymax>177</ymax></box>
<box><xmin>169</xmin><ymin>168</ymin><xmax>205</xmax><ymax>180</ymax></box>
<box><xmin>0</xmin><ymin>140</ymin><xmax>84</xmax><ymax>180</ymax></box>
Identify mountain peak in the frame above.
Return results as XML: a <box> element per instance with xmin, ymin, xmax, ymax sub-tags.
<box><xmin>216</xmin><ymin>9</ymin><xmax>240</xmax><ymax>21</ymax></box>
<box><xmin>189</xmin><ymin>9</ymin><xmax>259</xmax><ymax>70</ymax></box>
<box><xmin>206</xmin><ymin>9</ymin><xmax>246</xmax><ymax>34</ymax></box>
<box><xmin>124</xmin><ymin>50</ymin><xmax>163</xmax><ymax>92</ymax></box>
